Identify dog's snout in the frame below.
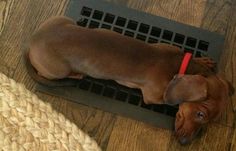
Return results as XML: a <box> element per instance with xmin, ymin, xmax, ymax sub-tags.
<box><xmin>177</xmin><ymin>127</ymin><xmax>203</xmax><ymax>145</ymax></box>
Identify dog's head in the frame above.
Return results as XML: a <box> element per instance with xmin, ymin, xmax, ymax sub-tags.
<box><xmin>175</xmin><ymin>100</ymin><xmax>218</xmax><ymax>145</ymax></box>
<box><xmin>166</xmin><ymin>74</ymin><xmax>234</xmax><ymax>144</ymax></box>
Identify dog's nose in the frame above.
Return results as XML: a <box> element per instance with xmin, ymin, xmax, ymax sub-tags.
<box><xmin>179</xmin><ymin>137</ymin><xmax>190</xmax><ymax>145</ymax></box>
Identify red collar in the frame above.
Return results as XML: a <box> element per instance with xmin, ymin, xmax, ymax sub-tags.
<box><xmin>178</xmin><ymin>52</ymin><xmax>192</xmax><ymax>74</ymax></box>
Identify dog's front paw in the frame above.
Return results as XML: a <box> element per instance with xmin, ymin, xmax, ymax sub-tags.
<box><xmin>193</xmin><ymin>57</ymin><xmax>216</xmax><ymax>71</ymax></box>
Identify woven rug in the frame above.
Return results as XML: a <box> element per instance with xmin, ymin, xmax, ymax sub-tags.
<box><xmin>0</xmin><ymin>73</ymin><xmax>101</xmax><ymax>151</ymax></box>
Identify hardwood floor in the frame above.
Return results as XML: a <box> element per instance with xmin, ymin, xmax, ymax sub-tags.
<box><xmin>0</xmin><ymin>0</ymin><xmax>235</xmax><ymax>150</ymax></box>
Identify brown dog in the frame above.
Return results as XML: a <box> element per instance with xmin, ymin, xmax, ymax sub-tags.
<box><xmin>26</xmin><ymin>16</ymin><xmax>234</xmax><ymax>144</ymax></box>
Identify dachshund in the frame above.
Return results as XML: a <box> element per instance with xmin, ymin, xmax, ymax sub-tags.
<box><xmin>25</xmin><ymin>16</ymin><xmax>234</xmax><ymax>144</ymax></box>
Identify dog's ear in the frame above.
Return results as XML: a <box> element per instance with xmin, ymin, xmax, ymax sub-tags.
<box><xmin>164</xmin><ymin>75</ymin><xmax>208</xmax><ymax>105</ymax></box>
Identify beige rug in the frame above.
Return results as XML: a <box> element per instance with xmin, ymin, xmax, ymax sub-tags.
<box><xmin>0</xmin><ymin>73</ymin><xmax>101</xmax><ymax>151</ymax></box>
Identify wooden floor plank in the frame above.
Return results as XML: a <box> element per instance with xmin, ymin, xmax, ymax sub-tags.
<box><xmin>0</xmin><ymin>62</ymin><xmax>15</xmax><ymax>78</ymax></box>
<box><xmin>13</xmin><ymin>57</ymin><xmax>36</xmax><ymax>90</ymax></box>
<box><xmin>219</xmin><ymin>0</ymin><xmax>236</xmax><ymax>111</ymax></box>
<box><xmin>200</xmin><ymin>0</ymin><xmax>233</xmax><ymax>34</ymax></box>
<box><xmin>126</xmin><ymin>0</ymin><xmax>207</xmax><ymax>27</ymax></box>
<box><xmin>106</xmin><ymin>117</ymin><xmax>232</xmax><ymax>151</ymax></box>
<box><xmin>106</xmin><ymin>0</ymin><xmax>207</xmax><ymax>27</ymax></box>
<box><xmin>0</xmin><ymin>0</ymin><xmax>68</xmax><ymax>69</ymax></box>
<box><xmin>231</xmin><ymin>133</ymin><xmax>236</xmax><ymax>150</ymax></box>
<box><xmin>106</xmin><ymin>117</ymin><xmax>172</xmax><ymax>151</ymax></box>
<box><xmin>0</xmin><ymin>0</ymin><xmax>31</xmax><ymax>67</ymax></box>
<box><xmin>0</xmin><ymin>0</ymin><xmax>15</xmax><ymax>36</ymax></box>
<box><xmin>109</xmin><ymin>0</ymin><xmax>206</xmax><ymax>26</ymax></box>
<box><xmin>230</xmin><ymin>113</ymin><xmax>236</xmax><ymax>150</ymax></box>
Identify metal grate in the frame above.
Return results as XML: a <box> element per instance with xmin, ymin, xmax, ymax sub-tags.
<box><xmin>36</xmin><ymin>0</ymin><xmax>224</xmax><ymax>130</ymax></box>
<box><xmin>78</xmin><ymin>6</ymin><xmax>210</xmax><ymax>56</ymax></box>
<box><xmin>68</xmin><ymin>1</ymin><xmax>224</xmax><ymax>60</ymax></box>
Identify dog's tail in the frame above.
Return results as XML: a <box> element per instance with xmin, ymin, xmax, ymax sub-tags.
<box><xmin>24</xmin><ymin>50</ymin><xmax>78</xmax><ymax>87</ymax></box>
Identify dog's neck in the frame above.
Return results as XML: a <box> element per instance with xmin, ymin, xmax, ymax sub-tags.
<box><xmin>170</xmin><ymin>52</ymin><xmax>214</xmax><ymax>77</ymax></box>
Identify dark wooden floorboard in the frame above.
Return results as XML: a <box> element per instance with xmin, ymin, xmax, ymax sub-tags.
<box><xmin>106</xmin><ymin>117</ymin><xmax>172</xmax><ymax>151</ymax></box>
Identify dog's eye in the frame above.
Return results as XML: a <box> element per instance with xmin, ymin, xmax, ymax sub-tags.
<box><xmin>196</xmin><ymin>111</ymin><xmax>205</xmax><ymax>120</ymax></box>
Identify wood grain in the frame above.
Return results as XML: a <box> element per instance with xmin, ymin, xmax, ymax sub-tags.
<box><xmin>0</xmin><ymin>0</ymin><xmax>15</xmax><ymax>36</ymax></box>
<box><xmin>0</xmin><ymin>0</ymin><xmax>68</xmax><ymax>69</ymax></box>
<box><xmin>231</xmin><ymin>113</ymin><xmax>236</xmax><ymax>151</ymax></box>
<box><xmin>127</xmin><ymin>0</ymin><xmax>207</xmax><ymax>27</ymax></box>
<box><xmin>200</xmin><ymin>0</ymin><xmax>233</xmax><ymax>34</ymax></box>
<box><xmin>106</xmin><ymin>0</ymin><xmax>206</xmax><ymax>27</ymax></box>
<box><xmin>106</xmin><ymin>117</ymin><xmax>172</xmax><ymax>151</ymax></box>
<box><xmin>220</xmin><ymin>0</ymin><xmax>236</xmax><ymax>111</ymax></box>
<box><xmin>0</xmin><ymin>62</ymin><xmax>14</xmax><ymax>78</ymax></box>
